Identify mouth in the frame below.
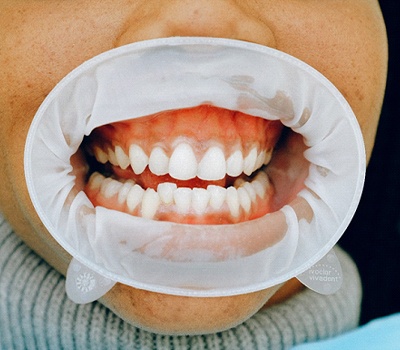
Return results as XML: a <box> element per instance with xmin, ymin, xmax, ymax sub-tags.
<box><xmin>81</xmin><ymin>104</ymin><xmax>307</xmax><ymax>225</ymax></box>
<box><xmin>25</xmin><ymin>37</ymin><xmax>365</xmax><ymax>298</ymax></box>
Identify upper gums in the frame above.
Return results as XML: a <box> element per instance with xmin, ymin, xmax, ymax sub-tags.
<box><xmin>84</xmin><ymin>105</ymin><xmax>284</xmax><ymax>181</ymax></box>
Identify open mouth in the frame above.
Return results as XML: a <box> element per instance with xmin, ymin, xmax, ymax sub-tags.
<box><xmin>24</xmin><ymin>37</ymin><xmax>365</xmax><ymax>298</ymax></box>
<box><xmin>81</xmin><ymin>104</ymin><xmax>308</xmax><ymax>225</ymax></box>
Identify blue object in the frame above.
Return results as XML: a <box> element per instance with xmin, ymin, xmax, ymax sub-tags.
<box><xmin>292</xmin><ymin>313</ymin><xmax>400</xmax><ymax>350</ymax></box>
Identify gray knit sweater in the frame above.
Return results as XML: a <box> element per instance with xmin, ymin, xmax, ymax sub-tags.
<box><xmin>0</xmin><ymin>215</ymin><xmax>361</xmax><ymax>350</ymax></box>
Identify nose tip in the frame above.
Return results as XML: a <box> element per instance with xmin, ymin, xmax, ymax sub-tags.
<box><xmin>115</xmin><ymin>0</ymin><xmax>275</xmax><ymax>48</ymax></box>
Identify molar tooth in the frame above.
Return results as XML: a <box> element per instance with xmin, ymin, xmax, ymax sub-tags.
<box><xmin>226</xmin><ymin>187</ymin><xmax>240</xmax><ymax>217</ymax></box>
<box><xmin>141</xmin><ymin>188</ymin><xmax>160</xmax><ymax>220</ymax></box>
<box><xmin>149</xmin><ymin>147</ymin><xmax>169</xmax><ymax>175</ymax></box>
<box><xmin>226</xmin><ymin>150</ymin><xmax>244</xmax><ymax>177</ymax></box>
<box><xmin>115</xmin><ymin>145</ymin><xmax>130</xmax><ymax>170</ymax></box>
<box><xmin>126</xmin><ymin>184</ymin><xmax>145</xmax><ymax>212</ymax></box>
<box><xmin>107</xmin><ymin>148</ymin><xmax>119</xmax><ymax>166</ymax></box>
<box><xmin>207</xmin><ymin>185</ymin><xmax>226</xmax><ymax>210</ymax></box>
<box><xmin>169</xmin><ymin>143</ymin><xmax>197</xmax><ymax>180</ymax></box>
<box><xmin>157</xmin><ymin>182</ymin><xmax>177</xmax><ymax>204</ymax></box>
<box><xmin>192</xmin><ymin>188</ymin><xmax>211</xmax><ymax>215</ymax></box>
<box><xmin>94</xmin><ymin>147</ymin><xmax>108</xmax><ymax>164</ymax></box>
<box><xmin>100</xmin><ymin>178</ymin><xmax>121</xmax><ymax>198</ymax></box>
<box><xmin>89</xmin><ymin>172</ymin><xmax>105</xmax><ymax>190</ymax></box>
<box><xmin>243</xmin><ymin>147</ymin><xmax>258</xmax><ymax>176</ymax></box>
<box><xmin>129</xmin><ymin>144</ymin><xmax>149</xmax><ymax>175</ymax></box>
<box><xmin>197</xmin><ymin>146</ymin><xmax>226</xmax><ymax>181</ymax></box>
<box><xmin>237</xmin><ymin>187</ymin><xmax>252</xmax><ymax>213</ymax></box>
<box><xmin>173</xmin><ymin>187</ymin><xmax>192</xmax><ymax>214</ymax></box>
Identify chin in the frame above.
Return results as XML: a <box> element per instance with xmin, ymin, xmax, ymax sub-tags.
<box><xmin>101</xmin><ymin>283</ymin><xmax>282</xmax><ymax>335</ymax></box>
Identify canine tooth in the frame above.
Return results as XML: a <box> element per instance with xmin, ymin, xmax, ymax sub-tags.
<box><xmin>174</xmin><ymin>187</ymin><xmax>192</xmax><ymax>214</ymax></box>
<box><xmin>226</xmin><ymin>150</ymin><xmax>244</xmax><ymax>177</ymax></box>
<box><xmin>115</xmin><ymin>146</ymin><xmax>130</xmax><ymax>170</ymax></box>
<box><xmin>226</xmin><ymin>187</ymin><xmax>240</xmax><ymax>217</ymax></box>
<box><xmin>243</xmin><ymin>182</ymin><xmax>257</xmax><ymax>203</ymax></box>
<box><xmin>197</xmin><ymin>146</ymin><xmax>226</xmax><ymax>181</ymax></box>
<box><xmin>169</xmin><ymin>143</ymin><xmax>197</xmax><ymax>180</ymax></box>
<box><xmin>94</xmin><ymin>147</ymin><xmax>108</xmax><ymax>164</ymax></box>
<box><xmin>89</xmin><ymin>172</ymin><xmax>105</xmax><ymax>190</ymax></box>
<box><xmin>207</xmin><ymin>185</ymin><xmax>226</xmax><ymax>210</ymax></box>
<box><xmin>192</xmin><ymin>188</ymin><xmax>211</xmax><ymax>215</ymax></box>
<box><xmin>157</xmin><ymin>182</ymin><xmax>177</xmax><ymax>204</ymax></box>
<box><xmin>243</xmin><ymin>147</ymin><xmax>258</xmax><ymax>176</ymax></box>
<box><xmin>100</xmin><ymin>178</ymin><xmax>121</xmax><ymax>198</ymax></box>
<box><xmin>149</xmin><ymin>147</ymin><xmax>169</xmax><ymax>175</ymax></box>
<box><xmin>237</xmin><ymin>187</ymin><xmax>251</xmax><ymax>213</ymax></box>
<box><xmin>255</xmin><ymin>150</ymin><xmax>266</xmax><ymax>170</ymax></box>
<box><xmin>117</xmin><ymin>181</ymin><xmax>133</xmax><ymax>205</ymax></box>
<box><xmin>129</xmin><ymin>144</ymin><xmax>149</xmax><ymax>174</ymax></box>
<box><xmin>141</xmin><ymin>188</ymin><xmax>160</xmax><ymax>220</ymax></box>
<box><xmin>107</xmin><ymin>148</ymin><xmax>119</xmax><ymax>166</ymax></box>
<box><xmin>264</xmin><ymin>149</ymin><xmax>273</xmax><ymax>165</ymax></box>
<box><xmin>126</xmin><ymin>184</ymin><xmax>145</xmax><ymax>212</ymax></box>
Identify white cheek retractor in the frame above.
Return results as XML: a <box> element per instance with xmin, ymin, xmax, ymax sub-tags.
<box><xmin>24</xmin><ymin>37</ymin><xmax>365</xmax><ymax>303</ymax></box>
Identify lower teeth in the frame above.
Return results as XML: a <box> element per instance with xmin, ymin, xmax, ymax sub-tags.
<box><xmin>86</xmin><ymin>170</ymin><xmax>271</xmax><ymax>222</ymax></box>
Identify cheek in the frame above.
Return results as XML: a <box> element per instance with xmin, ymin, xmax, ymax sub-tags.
<box><xmin>0</xmin><ymin>102</ymin><xmax>71</xmax><ymax>274</ymax></box>
<box><xmin>270</xmin><ymin>2</ymin><xmax>388</xmax><ymax>161</ymax></box>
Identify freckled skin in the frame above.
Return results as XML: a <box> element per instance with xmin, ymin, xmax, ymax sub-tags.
<box><xmin>0</xmin><ymin>0</ymin><xmax>387</xmax><ymax>335</ymax></box>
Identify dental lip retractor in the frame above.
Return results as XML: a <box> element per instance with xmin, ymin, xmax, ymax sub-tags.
<box><xmin>24</xmin><ymin>37</ymin><xmax>365</xmax><ymax>303</ymax></box>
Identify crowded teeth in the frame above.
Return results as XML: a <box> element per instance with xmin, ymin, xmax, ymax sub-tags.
<box><xmin>169</xmin><ymin>143</ymin><xmax>198</xmax><ymax>180</ymax></box>
<box><xmin>197</xmin><ymin>146</ymin><xmax>226</xmax><ymax>180</ymax></box>
<box><xmin>129</xmin><ymin>144</ymin><xmax>148</xmax><ymax>174</ymax></box>
<box><xmin>149</xmin><ymin>146</ymin><xmax>169</xmax><ymax>175</ymax></box>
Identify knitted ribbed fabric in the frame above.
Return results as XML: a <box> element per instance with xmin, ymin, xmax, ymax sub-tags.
<box><xmin>0</xmin><ymin>215</ymin><xmax>361</xmax><ymax>350</ymax></box>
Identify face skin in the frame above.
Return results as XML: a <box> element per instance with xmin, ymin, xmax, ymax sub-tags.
<box><xmin>0</xmin><ymin>0</ymin><xmax>387</xmax><ymax>335</ymax></box>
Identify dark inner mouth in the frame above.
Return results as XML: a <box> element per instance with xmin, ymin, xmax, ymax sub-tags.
<box><xmin>78</xmin><ymin>105</ymin><xmax>309</xmax><ymax>225</ymax></box>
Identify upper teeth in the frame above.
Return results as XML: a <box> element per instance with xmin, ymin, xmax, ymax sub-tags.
<box><xmin>93</xmin><ymin>141</ymin><xmax>272</xmax><ymax>180</ymax></box>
